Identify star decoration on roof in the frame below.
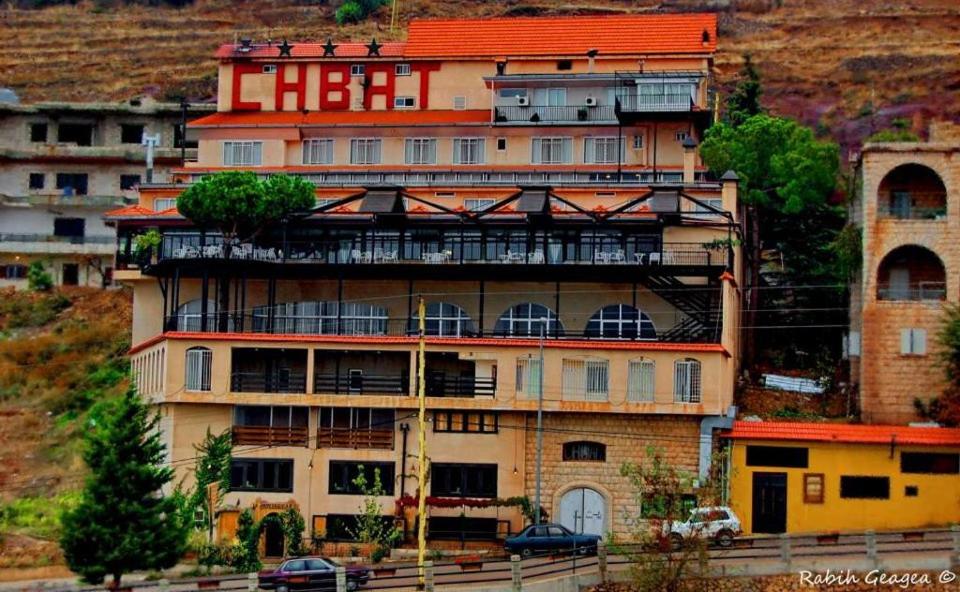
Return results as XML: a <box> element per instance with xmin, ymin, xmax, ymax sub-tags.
<box><xmin>366</xmin><ymin>38</ymin><xmax>382</xmax><ymax>57</ymax></box>
<box><xmin>322</xmin><ymin>38</ymin><xmax>337</xmax><ymax>57</ymax></box>
<box><xmin>277</xmin><ymin>39</ymin><xmax>294</xmax><ymax>57</ymax></box>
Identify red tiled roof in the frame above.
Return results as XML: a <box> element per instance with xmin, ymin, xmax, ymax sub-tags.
<box><xmin>103</xmin><ymin>205</ymin><xmax>156</xmax><ymax>218</ymax></box>
<box><xmin>404</xmin><ymin>14</ymin><xmax>717</xmax><ymax>58</ymax></box>
<box><xmin>215</xmin><ymin>42</ymin><xmax>407</xmax><ymax>59</ymax></box>
<box><xmin>724</xmin><ymin>420</ymin><xmax>960</xmax><ymax>447</ymax></box>
<box><xmin>189</xmin><ymin>110</ymin><xmax>491</xmax><ymax>128</ymax></box>
<box><xmin>128</xmin><ymin>331</ymin><xmax>729</xmax><ymax>356</ymax></box>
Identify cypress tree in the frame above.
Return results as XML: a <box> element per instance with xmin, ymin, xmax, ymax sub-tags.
<box><xmin>60</xmin><ymin>386</ymin><xmax>189</xmax><ymax>586</ymax></box>
<box><xmin>725</xmin><ymin>53</ymin><xmax>763</xmax><ymax>127</ymax></box>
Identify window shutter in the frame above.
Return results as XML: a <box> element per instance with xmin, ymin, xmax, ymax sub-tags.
<box><xmin>913</xmin><ymin>329</ymin><xmax>927</xmax><ymax>355</ymax></box>
<box><xmin>584</xmin><ymin>138</ymin><xmax>595</xmax><ymax>164</ymax></box>
<box><xmin>900</xmin><ymin>329</ymin><xmax>913</xmax><ymax>354</ymax></box>
<box><xmin>531</xmin><ymin>138</ymin><xmax>542</xmax><ymax>164</ymax></box>
<box><xmin>562</xmin><ymin>138</ymin><xmax>572</xmax><ymax>163</ymax></box>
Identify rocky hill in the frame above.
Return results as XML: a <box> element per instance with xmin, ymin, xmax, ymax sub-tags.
<box><xmin>2</xmin><ymin>0</ymin><xmax>959</xmax><ymax>149</ymax></box>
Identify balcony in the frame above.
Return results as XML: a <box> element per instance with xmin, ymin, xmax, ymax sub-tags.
<box><xmin>877</xmin><ymin>164</ymin><xmax>947</xmax><ymax>221</ymax></box>
<box><xmin>876</xmin><ymin>282</ymin><xmax>946</xmax><ymax>301</ymax></box>
<box><xmin>314</xmin><ymin>352</ymin><xmax>409</xmax><ymax>395</ymax></box>
<box><xmin>316</xmin><ymin>427</ymin><xmax>394</xmax><ymax>450</ymax></box>
<box><xmin>493</xmin><ymin>105</ymin><xmax>617</xmax><ymax>125</ymax></box>
<box><xmin>2</xmin><ymin>194</ymin><xmax>133</xmax><ymax>208</ymax></box>
<box><xmin>231</xmin><ymin>348</ymin><xmax>308</xmax><ymax>393</ymax></box>
<box><xmin>0</xmin><ymin>233</ymin><xmax>115</xmax><ymax>256</ymax></box>
<box><xmin>615</xmin><ymin>93</ymin><xmax>695</xmax><ymax>113</ymax></box>
<box><xmin>425</xmin><ymin>353</ymin><xmax>495</xmax><ymax>398</ymax></box>
<box><xmin>231</xmin><ymin>425</ymin><xmax>309</xmax><ymax>447</ymax></box>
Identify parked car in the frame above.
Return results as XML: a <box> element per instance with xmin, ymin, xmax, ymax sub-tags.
<box><xmin>664</xmin><ymin>506</ymin><xmax>742</xmax><ymax>549</ymax></box>
<box><xmin>504</xmin><ymin>523</ymin><xmax>601</xmax><ymax>557</ymax></box>
<box><xmin>258</xmin><ymin>557</ymin><xmax>371</xmax><ymax>592</ymax></box>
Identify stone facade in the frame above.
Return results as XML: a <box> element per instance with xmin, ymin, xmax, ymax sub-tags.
<box><xmin>851</xmin><ymin>127</ymin><xmax>960</xmax><ymax>423</ymax></box>
<box><xmin>523</xmin><ymin>412</ymin><xmax>701</xmax><ymax>536</ymax></box>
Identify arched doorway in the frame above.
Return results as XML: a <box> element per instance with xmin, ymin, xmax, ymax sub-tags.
<box><xmin>558</xmin><ymin>487</ymin><xmax>605</xmax><ymax>536</ymax></box>
<box><xmin>876</xmin><ymin>245</ymin><xmax>946</xmax><ymax>301</ymax></box>
<box><xmin>877</xmin><ymin>163</ymin><xmax>947</xmax><ymax>220</ymax></box>
<box><xmin>262</xmin><ymin>513</ymin><xmax>285</xmax><ymax>558</ymax></box>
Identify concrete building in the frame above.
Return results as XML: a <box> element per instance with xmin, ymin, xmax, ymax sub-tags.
<box><xmin>850</xmin><ymin>122</ymin><xmax>960</xmax><ymax>424</ymax></box>
<box><xmin>111</xmin><ymin>14</ymin><xmax>743</xmax><ymax>554</ymax></box>
<box><xmin>0</xmin><ymin>97</ymin><xmax>213</xmax><ymax>288</ymax></box>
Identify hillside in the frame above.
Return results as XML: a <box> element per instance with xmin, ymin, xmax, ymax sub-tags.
<box><xmin>2</xmin><ymin>1</ymin><xmax>959</xmax><ymax>148</ymax></box>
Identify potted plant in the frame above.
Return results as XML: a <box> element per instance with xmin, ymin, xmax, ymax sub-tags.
<box><xmin>133</xmin><ymin>228</ymin><xmax>162</xmax><ymax>266</ymax></box>
<box><xmin>370</xmin><ymin>546</ymin><xmax>396</xmax><ymax>577</ymax></box>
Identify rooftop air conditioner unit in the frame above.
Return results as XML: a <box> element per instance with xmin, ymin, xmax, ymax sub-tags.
<box><xmin>516</xmin><ymin>96</ymin><xmax>530</xmax><ymax>107</ymax></box>
<box><xmin>584</xmin><ymin>96</ymin><xmax>598</xmax><ymax>107</ymax></box>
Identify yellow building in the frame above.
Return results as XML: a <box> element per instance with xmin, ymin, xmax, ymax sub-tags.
<box><xmin>108</xmin><ymin>14</ymin><xmax>744</xmax><ymax>556</ymax></box>
<box><xmin>725</xmin><ymin>420</ymin><xmax>960</xmax><ymax>535</ymax></box>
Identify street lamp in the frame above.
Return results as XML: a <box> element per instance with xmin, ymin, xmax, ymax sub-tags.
<box><xmin>534</xmin><ymin>316</ymin><xmax>546</xmax><ymax>525</ymax></box>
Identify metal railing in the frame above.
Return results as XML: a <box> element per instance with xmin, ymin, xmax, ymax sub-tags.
<box><xmin>876</xmin><ymin>282</ymin><xmax>946</xmax><ymax>301</ymax></box>
<box><xmin>230</xmin><ymin>372</ymin><xmax>308</xmax><ymax>394</ymax></box>
<box><xmin>426</xmin><ymin>376</ymin><xmax>497</xmax><ymax>397</ymax></box>
<box><xmin>314</xmin><ymin>373</ymin><xmax>409</xmax><ymax>396</ymax></box>
<box><xmin>231</xmin><ymin>425</ymin><xmax>309</xmax><ymax>447</ymax></box>
<box><xmin>616</xmin><ymin>93</ymin><xmax>695</xmax><ymax>112</ymax></box>
<box><xmin>0</xmin><ymin>233</ymin><xmax>114</xmax><ymax>244</ymax></box>
<box><xmin>493</xmin><ymin>105</ymin><xmax>617</xmax><ymax>123</ymax></box>
<box><xmin>877</xmin><ymin>204</ymin><xmax>947</xmax><ymax>220</ymax></box>
<box><xmin>316</xmin><ymin>427</ymin><xmax>394</xmax><ymax>450</ymax></box>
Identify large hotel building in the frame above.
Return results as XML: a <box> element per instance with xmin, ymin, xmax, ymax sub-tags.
<box><xmin>111</xmin><ymin>14</ymin><xmax>742</xmax><ymax>551</ymax></box>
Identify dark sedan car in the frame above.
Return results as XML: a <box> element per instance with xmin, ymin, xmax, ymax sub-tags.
<box><xmin>504</xmin><ymin>524</ymin><xmax>601</xmax><ymax>557</ymax></box>
<box><xmin>258</xmin><ymin>557</ymin><xmax>371</xmax><ymax>592</ymax></box>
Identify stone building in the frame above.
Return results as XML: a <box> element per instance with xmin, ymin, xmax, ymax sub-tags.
<box><xmin>850</xmin><ymin>121</ymin><xmax>960</xmax><ymax>424</ymax></box>
<box><xmin>112</xmin><ymin>14</ymin><xmax>743</xmax><ymax>552</ymax></box>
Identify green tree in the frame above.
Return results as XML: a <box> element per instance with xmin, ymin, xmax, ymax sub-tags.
<box><xmin>700</xmin><ymin>115</ymin><xmax>841</xmax><ymax>366</ymax></box>
<box><xmin>231</xmin><ymin>509</ymin><xmax>262</xmax><ymax>572</ymax></box>
<box><xmin>348</xmin><ymin>465</ymin><xmax>401</xmax><ymax>563</ymax></box>
<box><xmin>176</xmin><ymin>171</ymin><xmax>315</xmax><ymax>329</ymax></box>
<box><xmin>922</xmin><ymin>304</ymin><xmax>960</xmax><ymax>426</ymax></box>
<box><xmin>725</xmin><ymin>54</ymin><xmax>763</xmax><ymax>127</ymax></box>
<box><xmin>188</xmin><ymin>428</ymin><xmax>232</xmax><ymax>534</ymax></box>
<box><xmin>281</xmin><ymin>507</ymin><xmax>309</xmax><ymax>556</ymax></box>
<box><xmin>60</xmin><ymin>386</ymin><xmax>189</xmax><ymax>586</ymax></box>
<box><xmin>27</xmin><ymin>260</ymin><xmax>53</xmax><ymax>292</ymax></box>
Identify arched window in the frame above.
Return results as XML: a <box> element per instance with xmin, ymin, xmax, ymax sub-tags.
<box><xmin>176</xmin><ymin>299</ymin><xmax>217</xmax><ymax>332</ymax></box>
<box><xmin>494</xmin><ymin>303</ymin><xmax>563</xmax><ymax>337</ymax></box>
<box><xmin>185</xmin><ymin>347</ymin><xmax>212</xmax><ymax>392</ymax></box>
<box><xmin>876</xmin><ymin>245</ymin><xmax>946</xmax><ymax>301</ymax></box>
<box><xmin>674</xmin><ymin>358</ymin><xmax>701</xmax><ymax>403</ymax></box>
<box><xmin>562</xmin><ymin>441</ymin><xmax>606</xmax><ymax>462</ymax></box>
<box><xmin>585</xmin><ymin>304</ymin><xmax>657</xmax><ymax>339</ymax></box>
<box><xmin>877</xmin><ymin>163</ymin><xmax>947</xmax><ymax>220</ymax></box>
<box><xmin>414</xmin><ymin>302</ymin><xmax>476</xmax><ymax>337</ymax></box>
<box><xmin>253</xmin><ymin>301</ymin><xmax>389</xmax><ymax>335</ymax></box>
<box><xmin>627</xmin><ymin>358</ymin><xmax>655</xmax><ymax>402</ymax></box>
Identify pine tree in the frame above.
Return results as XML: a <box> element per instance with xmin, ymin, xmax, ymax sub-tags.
<box><xmin>60</xmin><ymin>386</ymin><xmax>189</xmax><ymax>586</ymax></box>
<box><xmin>725</xmin><ymin>54</ymin><xmax>763</xmax><ymax>127</ymax></box>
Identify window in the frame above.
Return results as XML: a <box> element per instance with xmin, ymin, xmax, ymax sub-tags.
<box><xmin>804</xmin><ymin>473</ymin><xmax>824</xmax><ymax>504</ymax></box>
<box><xmin>562</xmin><ymin>441</ymin><xmax>606</xmax><ymax>462</ymax></box>
<box><xmin>230</xmin><ymin>458</ymin><xmax>293</xmax><ymax>492</ymax></box>
<box><xmin>465</xmin><ymin>198</ymin><xmax>495</xmax><ymax>212</ymax></box>
<box><xmin>404</xmin><ymin>138</ymin><xmax>437</xmax><ymax>165</ymax></box>
<box><xmin>120</xmin><ymin>124</ymin><xmax>144</xmax><ymax>144</ymax></box>
<box><xmin>453</xmin><ymin>96</ymin><xmax>467</xmax><ymax>110</ymax></box>
<box><xmin>234</xmin><ymin>405</ymin><xmax>308</xmax><ymax>428</ymax></box>
<box><xmin>531</xmin><ymin>137</ymin><xmax>572</xmax><ymax>164</ymax></box>
<box><xmin>3</xmin><ymin>265</ymin><xmax>28</xmax><ymax>279</ymax></box>
<box><xmin>350</xmin><ymin>64</ymin><xmax>365</xmax><ymax>76</ymax></box>
<box><xmin>420</xmin><ymin>302</ymin><xmax>474</xmax><ymax>337</ymax></box>
<box><xmin>498</xmin><ymin>88</ymin><xmax>527</xmax><ymax>99</ymax></box>
<box><xmin>28</xmin><ymin>173</ymin><xmax>44</xmax><ymax>190</ymax></box>
<box><xmin>901</xmin><ymin>452</ymin><xmax>959</xmax><ymax>474</ymax></box>
<box><xmin>328</xmin><ymin>461</ymin><xmax>395</xmax><ymax>495</ymax></box>
<box><xmin>185</xmin><ymin>347</ymin><xmax>212</xmax><ymax>391</ymax></box>
<box><xmin>30</xmin><ymin>123</ymin><xmax>47</xmax><ymax>143</ymax></box>
<box><xmin>55</xmin><ymin>173</ymin><xmax>88</xmax><ymax>196</ymax></box>
<box><xmin>556</xmin><ymin>59</ymin><xmax>573</xmax><ymax>71</ymax></box>
<box><xmin>515</xmin><ymin>357</ymin><xmax>542</xmax><ymax>399</ymax></box>
<box><xmin>324</xmin><ymin>514</ymin><xmax>393</xmax><ymax>541</ymax></box>
<box><xmin>495</xmin><ymin>303</ymin><xmax>562</xmax><ymax>337</ymax></box>
<box><xmin>533</xmin><ymin>88</ymin><xmax>567</xmax><ymax>106</ymax></box>
<box><xmin>395</xmin><ymin>63</ymin><xmax>411</xmax><ymax>76</ymax></box>
<box><xmin>562</xmin><ymin>358</ymin><xmax>609</xmax><ymax>401</ymax></box>
<box><xmin>496</xmin><ymin>137</ymin><xmax>507</xmax><ymax>151</ymax></box>
<box><xmin>434</xmin><ymin>411</ymin><xmax>498</xmax><ymax>433</ymax></box>
<box><xmin>302</xmin><ymin>139</ymin><xmax>334</xmax><ymax>165</ymax></box>
<box><xmin>256</xmin><ymin>301</ymin><xmax>388</xmax><ymax>335</ymax></box>
<box><xmin>632</xmin><ymin>134</ymin><xmax>644</xmax><ymax>149</ymax></box>
<box><xmin>394</xmin><ymin>96</ymin><xmax>416</xmax><ymax>109</ymax></box>
<box><xmin>453</xmin><ymin>138</ymin><xmax>485</xmax><ymax>165</ymax></box>
<box><xmin>431</xmin><ymin>463</ymin><xmax>497</xmax><ymax>498</ymax></box>
<box><xmin>584</xmin><ymin>137</ymin><xmax>624</xmax><ymax>164</ymax></box>
<box><xmin>840</xmin><ymin>476</ymin><xmax>890</xmax><ymax>499</ymax></box>
<box><xmin>905</xmin><ymin>485</ymin><xmax>919</xmax><ymax>497</ymax></box>
<box><xmin>319</xmin><ymin>407</ymin><xmax>395</xmax><ymax>432</ymax></box>
<box><xmin>627</xmin><ymin>358</ymin><xmax>655</xmax><ymax>402</ymax></box>
<box><xmin>693</xmin><ymin>198</ymin><xmax>724</xmax><ymax>215</ymax></box>
<box><xmin>746</xmin><ymin>445</ymin><xmax>809</xmax><ymax>468</ymax></box>
<box><xmin>900</xmin><ymin>328</ymin><xmax>927</xmax><ymax>355</ymax></box>
<box><xmin>586</xmin><ymin>304</ymin><xmax>657</xmax><ymax>340</ymax></box>
<box><xmin>350</xmin><ymin>138</ymin><xmax>382</xmax><ymax>165</ymax></box>
<box><xmin>673</xmin><ymin>358</ymin><xmax>701</xmax><ymax>403</ymax></box>
<box><xmin>53</xmin><ymin>217</ymin><xmax>85</xmax><ymax>238</ymax></box>
<box><xmin>120</xmin><ymin>174</ymin><xmax>141</xmax><ymax>190</ymax></box>
<box><xmin>154</xmin><ymin>198</ymin><xmax>177</xmax><ymax>211</ymax></box>
<box><xmin>262</xmin><ymin>64</ymin><xmax>277</xmax><ymax>74</ymax></box>
<box><xmin>57</xmin><ymin>123</ymin><xmax>94</xmax><ymax>146</ymax></box>
<box><xmin>222</xmin><ymin>141</ymin><xmax>263</xmax><ymax>166</ymax></box>
<box><xmin>177</xmin><ymin>299</ymin><xmax>218</xmax><ymax>332</ymax></box>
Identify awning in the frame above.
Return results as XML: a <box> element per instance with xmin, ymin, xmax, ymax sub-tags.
<box><xmin>359</xmin><ymin>189</ymin><xmax>405</xmax><ymax>214</ymax></box>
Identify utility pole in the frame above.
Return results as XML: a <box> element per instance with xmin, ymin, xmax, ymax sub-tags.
<box><xmin>416</xmin><ymin>296</ymin><xmax>428</xmax><ymax>586</ymax></box>
<box><xmin>534</xmin><ymin>317</ymin><xmax>545</xmax><ymax>525</ymax></box>
<box><xmin>390</xmin><ymin>0</ymin><xmax>399</xmax><ymax>32</ymax></box>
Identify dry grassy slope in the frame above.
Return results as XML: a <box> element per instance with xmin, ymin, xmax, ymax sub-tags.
<box><xmin>2</xmin><ymin>0</ymin><xmax>959</xmax><ymax>146</ymax></box>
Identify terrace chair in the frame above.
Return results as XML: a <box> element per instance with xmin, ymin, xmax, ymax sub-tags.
<box><xmin>609</xmin><ymin>249</ymin><xmax>625</xmax><ymax>263</ymax></box>
<box><xmin>648</xmin><ymin>252</ymin><xmax>661</xmax><ymax>265</ymax></box>
<box><xmin>527</xmin><ymin>250</ymin><xmax>545</xmax><ymax>264</ymax></box>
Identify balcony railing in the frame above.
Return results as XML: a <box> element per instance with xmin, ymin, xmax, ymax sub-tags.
<box><xmin>232</xmin><ymin>425</ymin><xmax>309</xmax><ymax>447</ymax></box>
<box><xmin>314</xmin><ymin>373</ymin><xmax>409</xmax><ymax>395</ymax></box>
<box><xmin>877</xmin><ymin>203</ymin><xmax>947</xmax><ymax>221</ymax></box>
<box><xmin>877</xmin><ymin>282</ymin><xmax>946</xmax><ymax>301</ymax></box>
<box><xmin>316</xmin><ymin>427</ymin><xmax>394</xmax><ymax>450</ymax></box>
<box><xmin>493</xmin><ymin>105</ymin><xmax>617</xmax><ymax>124</ymax></box>
<box><xmin>616</xmin><ymin>93</ymin><xmax>695</xmax><ymax>113</ymax></box>
<box><xmin>426</xmin><ymin>376</ymin><xmax>496</xmax><ymax>397</ymax></box>
<box><xmin>0</xmin><ymin>233</ymin><xmax>114</xmax><ymax>245</ymax></box>
<box><xmin>230</xmin><ymin>372</ymin><xmax>308</xmax><ymax>393</ymax></box>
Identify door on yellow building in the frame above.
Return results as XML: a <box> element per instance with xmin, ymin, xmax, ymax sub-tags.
<box><xmin>751</xmin><ymin>473</ymin><xmax>787</xmax><ymax>534</ymax></box>
<box><xmin>558</xmin><ymin>488</ymin><xmax>605</xmax><ymax>536</ymax></box>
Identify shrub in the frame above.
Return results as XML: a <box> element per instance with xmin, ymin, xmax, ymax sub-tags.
<box><xmin>27</xmin><ymin>261</ymin><xmax>53</xmax><ymax>292</ymax></box>
<box><xmin>335</xmin><ymin>0</ymin><xmax>364</xmax><ymax>24</ymax></box>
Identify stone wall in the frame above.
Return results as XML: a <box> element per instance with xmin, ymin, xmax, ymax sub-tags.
<box><xmin>522</xmin><ymin>412</ymin><xmax>701</xmax><ymax>536</ymax></box>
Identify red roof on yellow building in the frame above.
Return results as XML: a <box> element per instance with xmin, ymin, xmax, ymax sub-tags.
<box><xmin>725</xmin><ymin>420</ymin><xmax>960</xmax><ymax>447</ymax></box>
